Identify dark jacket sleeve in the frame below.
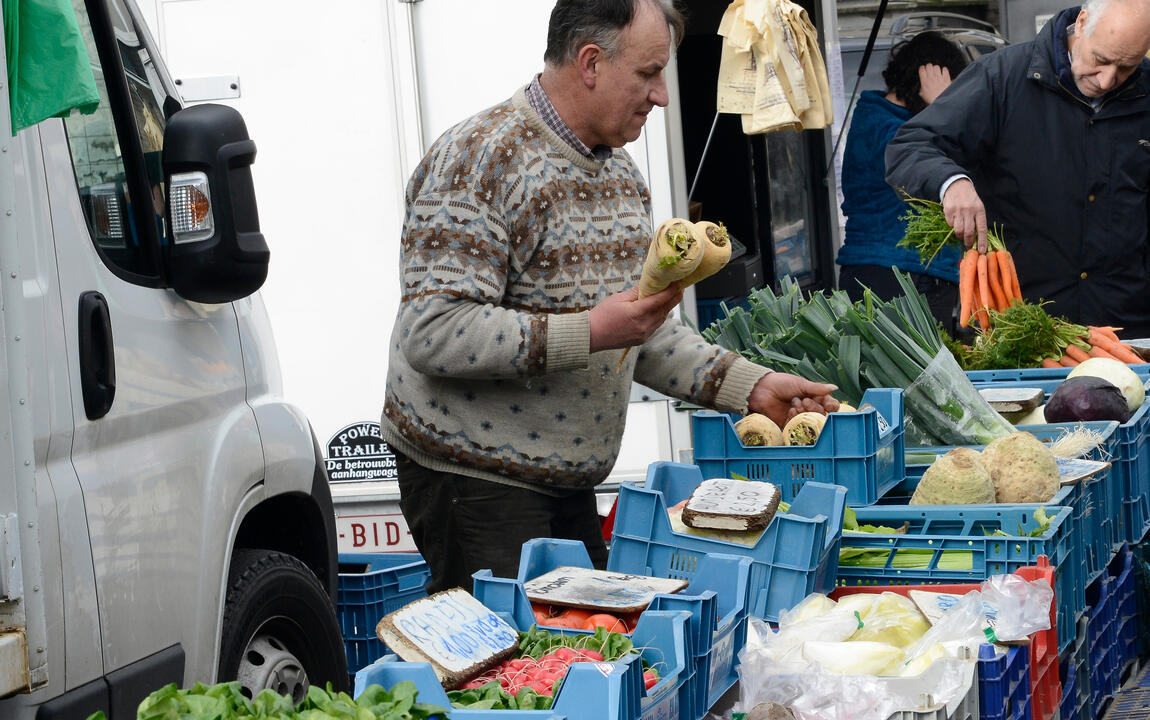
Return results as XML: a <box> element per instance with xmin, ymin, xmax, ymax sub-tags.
<box><xmin>885</xmin><ymin>59</ymin><xmax>1003</xmax><ymax>201</ymax></box>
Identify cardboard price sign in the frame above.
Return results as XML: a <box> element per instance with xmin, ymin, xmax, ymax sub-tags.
<box><xmin>523</xmin><ymin>566</ymin><xmax>687</xmax><ymax>613</ymax></box>
<box><xmin>376</xmin><ymin>589</ymin><xmax>519</xmax><ymax>689</ymax></box>
<box><xmin>681</xmin><ymin>477</ymin><xmax>780</xmax><ymax>531</ymax></box>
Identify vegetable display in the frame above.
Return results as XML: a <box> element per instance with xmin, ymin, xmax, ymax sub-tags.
<box><xmin>447</xmin><ymin>625</ymin><xmax>653</xmax><ymax>711</ymax></box>
<box><xmin>85</xmin><ymin>680</ymin><xmax>446</xmax><ymax>720</ymax></box>
<box><xmin>954</xmin><ymin>301</ymin><xmax>1147</xmax><ymax>371</ymax></box>
<box><xmin>700</xmin><ymin>271</ymin><xmax>1012</xmax><ymax>445</ymax></box>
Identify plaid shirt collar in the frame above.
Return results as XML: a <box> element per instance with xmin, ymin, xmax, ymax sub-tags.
<box><xmin>526</xmin><ymin>75</ymin><xmax>612</xmax><ymax>162</ymax></box>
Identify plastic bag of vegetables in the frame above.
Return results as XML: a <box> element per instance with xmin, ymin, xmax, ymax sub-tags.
<box><xmin>903</xmin><ymin>348</ymin><xmax>1016</xmax><ymax>446</ymax></box>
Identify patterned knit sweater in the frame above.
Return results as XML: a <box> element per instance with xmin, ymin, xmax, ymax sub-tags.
<box><xmin>381</xmin><ymin>86</ymin><xmax>770</xmax><ymax>491</ymax></box>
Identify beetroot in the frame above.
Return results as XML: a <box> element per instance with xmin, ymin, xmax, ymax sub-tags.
<box><xmin>1044</xmin><ymin>376</ymin><xmax>1132</xmax><ymax>423</ymax></box>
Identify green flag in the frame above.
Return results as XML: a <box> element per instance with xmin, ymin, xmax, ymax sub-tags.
<box><xmin>4</xmin><ymin>0</ymin><xmax>99</xmax><ymax>135</ymax></box>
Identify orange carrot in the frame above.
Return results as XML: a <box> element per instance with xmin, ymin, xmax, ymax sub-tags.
<box><xmin>1089</xmin><ymin>345</ymin><xmax>1120</xmax><ymax>361</ymax></box>
<box><xmin>958</xmin><ymin>249</ymin><xmax>978</xmax><ymax>327</ymax></box>
<box><xmin>1041</xmin><ymin>358</ymin><xmax>1063</xmax><ymax>368</ymax></box>
<box><xmin>1088</xmin><ymin>329</ymin><xmax>1146</xmax><ymax>364</ymax></box>
<box><xmin>986</xmin><ymin>251</ymin><xmax>1008</xmax><ymax>311</ymax></box>
<box><xmin>976</xmin><ymin>253</ymin><xmax>991</xmax><ymax>329</ymax></box>
<box><xmin>1091</xmin><ymin>325</ymin><xmax>1122</xmax><ymax>343</ymax></box>
<box><xmin>995</xmin><ymin>250</ymin><xmax>1015</xmax><ymax>302</ymax></box>
<box><xmin>1059</xmin><ymin>355</ymin><xmax>1079</xmax><ymax>367</ymax></box>
<box><xmin>1065</xmin><ymin>344</ymin><xmax>1092</xmax><ymax>363</ymax></box>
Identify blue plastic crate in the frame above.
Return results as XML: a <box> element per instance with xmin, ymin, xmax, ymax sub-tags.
<box><xmin>1059</xmin><ymin>612</ymin><xmax>1091</xmax><ymax>720</ymax></box>
<box><xmin>337</xmin><ymin>552</ymin><xmax>430</xmax><ymax>675</ymax></box>
<box><xmin>969</xmin><ymin>376</ymin><xmax>1150</xmax><ymax>546</ymax></box>
<box><xmin>1108</xmin><ymin>545</ymin><xmax>1137</xmax><ymax>677</ymax></box>
<box><xmin>893</xmin><ymin>420</ymin><xmax>1117</xmax><ymax>584</ymax></box>
<box><xmin>609</xmin><ymin>462</ymin><xmax>846</xmax><ymax>622</ymax></box>
<box><xmin>473</xmin><ymin>537</ymin><xmax>751</xmax><ymax>720</ymax></box>
<box><xmin>837</xmin><ymin>504</ymin><xmax>1082</xmax><ymax>656</ymax></box>
<box><xmin>691</xmin><ymin>388</ymin><xmax>904</xmax><ymax>506</ymax></box>
<box><xmin>1086</xmin><ymin>571</ymin><xmax>1118</xmax><ymax>713</ymax></box>
<box><xmin>966</xmin><ymin>364</ymin><xmax>1150</xmax><ymax>382</ymax></box>
<box><xmin>352</xmin><ymin>609</ymin><xmax>693</xmax><ymax>720</ymax></box>
<box><xmin>1058</xmin><ymin>653</ymin><xmax>1076</xmax><ymax>720</ymax></box>
<box><xmin>977</xmin><ymin>644</ymin><xmax>1030</xmax><ymax>720</ymax></box>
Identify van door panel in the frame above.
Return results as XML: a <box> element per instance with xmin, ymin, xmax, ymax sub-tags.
<box><xmin>38</xmin><ymin>120</ymin><xmax>263</xmax><ymax>677</ymax></box>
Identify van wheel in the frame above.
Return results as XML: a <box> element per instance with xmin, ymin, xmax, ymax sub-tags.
<box><xmin>218</xmin><ymin>549</ymin><xmax>348</xmax><ymax>700</ymax></box>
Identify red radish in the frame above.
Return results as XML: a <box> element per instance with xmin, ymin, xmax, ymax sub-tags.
<box><xmin>643</xmin><ymin>670</ymin><xmax>659</xmax><ymax>690</ymax></box>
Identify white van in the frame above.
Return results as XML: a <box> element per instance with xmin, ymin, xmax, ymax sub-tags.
<box><xmin>0</xmin><ymin>0</ymin><xmax>346</xmax><ymax>717</ymax></box>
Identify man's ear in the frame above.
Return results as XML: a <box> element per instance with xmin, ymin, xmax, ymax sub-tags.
<box><xmin>577</xmin><ymin>44</ymin><xmax>602</xmax><ymax>88</ymax></box>
<box><xmin>1074</xmin><ymin>8</ymin><xmax>1089</xmax><ymax>36</ymax></box>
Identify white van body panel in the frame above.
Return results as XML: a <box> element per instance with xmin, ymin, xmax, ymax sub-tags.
<box><xmin>0</xmin><ymin>0</ymin><xmax>342</xmax><ymax>712</ymax></box>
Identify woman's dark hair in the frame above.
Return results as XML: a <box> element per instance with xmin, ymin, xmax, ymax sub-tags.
<box><xmin>882</xmin><ymin>31</ymin><xmax>968</xmax><ymax>113</ymax></box>
<box><xmin>544</xmin><ymin>0</ymin><xmax>684</xmax><ymax>65</ymax></box>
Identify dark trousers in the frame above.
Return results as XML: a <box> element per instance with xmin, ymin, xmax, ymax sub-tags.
<box><xmin>838</xmin><ymin>264</ymin><xmax>960</xmax><ymax>336</ymax></box>
<box><xmin>395</xmin><ymin>450</ymin><xmax>608</xmax><ymax>594</ymax></box>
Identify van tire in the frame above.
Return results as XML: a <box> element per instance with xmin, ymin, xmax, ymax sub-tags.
<box><xmin>218</xmin><ymin>549</ymin><xmax>349</xmax><ymax>699</ymax></box>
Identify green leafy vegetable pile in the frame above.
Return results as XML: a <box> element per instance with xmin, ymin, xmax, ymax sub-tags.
<box><xmin>85</xmin><ymin>680</ymin><xmax>445</xmax><ymax>720</ymax></box>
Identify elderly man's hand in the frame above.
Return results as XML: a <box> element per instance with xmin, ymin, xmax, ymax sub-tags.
<box><xmin>747</xmin><ymin>372</ymin><xmax>839</xmax><ymax>430</ymax></box>
<box><xmin>943</xmin><ymin>178</ymin><xmax>989</xmax><ymax>253</ymax></box>
<box><xmin>589</xmin><ymin>284</ymin><xmax>683</xmax><ymax>353</ymax></box>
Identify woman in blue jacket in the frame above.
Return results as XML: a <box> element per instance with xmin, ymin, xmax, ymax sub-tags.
<box><xmin>837</xmin><ymin>32</ymin><xmax>967</xmax><ymax>332</ymax></box>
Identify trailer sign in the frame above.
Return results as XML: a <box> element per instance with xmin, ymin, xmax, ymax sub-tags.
<box><xmin>325</xmin><ymin>421</ymin><xmax>397</xmax><ymax>482</ymax></box>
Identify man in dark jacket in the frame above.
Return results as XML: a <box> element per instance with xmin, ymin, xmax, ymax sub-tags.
<box><xmin>885</xmin><ymin>0</ymin><xmax>1150</xmax><ymax>337</ymax></box>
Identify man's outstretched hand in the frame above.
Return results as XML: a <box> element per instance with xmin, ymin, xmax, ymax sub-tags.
<box><xmin>747</xmin><ymin>372</ymin><xmax>839</xmax><ymax>429</ymax></box>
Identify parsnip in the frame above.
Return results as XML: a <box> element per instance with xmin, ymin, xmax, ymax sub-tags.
<box><xmin>734</xmin><ymin>413</ymin><xmax>783</xmax><ymax>446</ymax></box>
<box><xmin>679</xmin><ymin>221</ymin><xmax>733</xmax><ymax>288</ymax></box>
<box><xmin>782</xmin><ymin>412</ymin><xmax>827</xmax><ymax>446</ymax></box>
<box><xmin>637</xmin><ymin>218</ymin><xmax>705</xmax><ymax>298</ymax></box>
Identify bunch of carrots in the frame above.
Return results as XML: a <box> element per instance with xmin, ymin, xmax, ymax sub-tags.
<box><xmin>897</xmin><ymin>196</ymin><xmax>1021</xmax><ymax>330</ymax></box>
<box><xmin>1041</xmin><ymin>325</ymin><xmax>1146</xmax><ymax>368</ymax></box>
<box><xmin>958</xmin><ymin>242</ymin><xmax>1022</xmax><ymax>329</ymax></box>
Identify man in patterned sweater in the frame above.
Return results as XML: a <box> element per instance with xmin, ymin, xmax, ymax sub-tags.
<box><xmin>382</xmin><ymin>0</ymin><xmax>838</xmax><ymax>593</ymax></box>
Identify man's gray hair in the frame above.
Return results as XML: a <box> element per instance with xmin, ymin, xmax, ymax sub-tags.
<box><xmin>1079</xmin><ymin>0</ymin><xmax>1148</xmax><ymax>35</ymax></box>
<box><xmin>544</xmin><ymin>0</ymin><xmax>684</xmax><ymax>66</ymax></box>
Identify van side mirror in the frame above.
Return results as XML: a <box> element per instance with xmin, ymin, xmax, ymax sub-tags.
<box><xmin>162</xmin><ymin>103</ymin><xmax>269</xmax><ymax>303</ymax></box>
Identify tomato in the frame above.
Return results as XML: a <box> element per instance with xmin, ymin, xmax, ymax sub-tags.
<box><xmin>581</xmin><ymin>613</ymin><xmax>629</xmax><ymax>633</ymax></box>
<box><xmin>532</xmin><ymin>603</ymin><xmax>553</xmax><ymax>625</ymax></box>
<box><xmin>556</xmin><ymin>607</ymin><xmax>595</xmax><ymax>624</ymax></box>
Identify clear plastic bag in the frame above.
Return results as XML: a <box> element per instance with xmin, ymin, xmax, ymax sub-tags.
<box><xmin>981</xmin><ymin>573</ymin><xmax>1053</xmax><ymax>641</ymax></box>
<box><xmin>903</xmin><ymin>348</ymin><xmax>1015</xmax><ymax>446</ymax></box>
